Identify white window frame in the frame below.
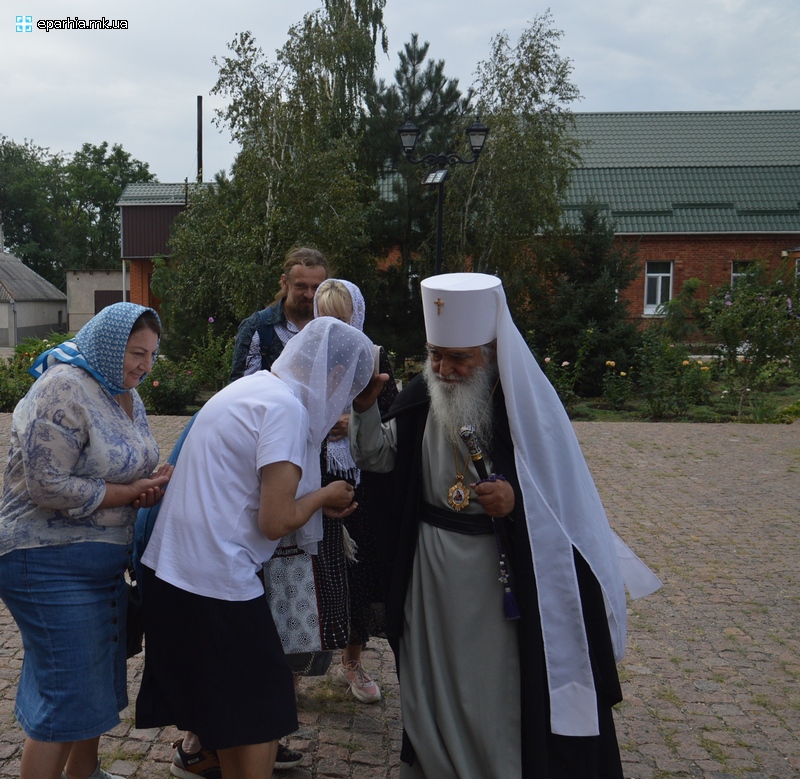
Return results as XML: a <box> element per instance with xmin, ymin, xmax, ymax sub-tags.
<box><xmin>644</xmin><ymin>261</ymin><xmax>673</xmax><ymax>315</ymax></box>
<box><xmin>731</xmin><ymin>260</ymin><xmax>755</xmax><ymax>288</ymax></box>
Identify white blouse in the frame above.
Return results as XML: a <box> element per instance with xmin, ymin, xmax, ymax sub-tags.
<box><xmin>0</xmin><ymin>363</ymin><xmax>160</xmax><ymax>556</ymax></box>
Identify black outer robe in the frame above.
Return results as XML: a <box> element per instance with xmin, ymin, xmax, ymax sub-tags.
<box><xmin>375</xmin><ymin>375</ymin><xmax>624</xmax><ymax>779</ymax></box>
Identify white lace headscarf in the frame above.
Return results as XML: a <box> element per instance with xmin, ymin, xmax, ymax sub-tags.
<box><xmin>313</xmin><ymin>278</ymin><xmax>366</xmax><ymax>331</ymax></box>
<box><xmin>271</xmin><ymin>316</ymin><xmax>374</xmax><ymax>550</ymax></box>
<box><xmin>313</xmin><ymin>279</ymin><xmax>368</xmax><ymax>482</ymax></box>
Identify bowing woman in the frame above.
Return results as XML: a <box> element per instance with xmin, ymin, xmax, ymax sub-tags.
<box><xmin>0</xmin><ymin>303</ymin><xmax>172</xmax><ymax>779</ymax></box>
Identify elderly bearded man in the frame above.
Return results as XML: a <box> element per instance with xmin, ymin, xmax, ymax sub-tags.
<box><xmin>350</xmin><ymin>273</ymin><xmax>660</xmax><ymax>779</ymax></box>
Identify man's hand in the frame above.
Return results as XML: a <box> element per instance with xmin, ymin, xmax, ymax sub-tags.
<box><xmin>471</xmin><ymin>477</ymin><xmax>515</xmax><ymax>518</ymax></box>
<box><xmin>327</xmin><ymin>413</ymin><xmax>350</xmax><ymax>442</ymax></box>
<box><xmin>352</xmin><ymin>373</ymin><xmax>390</xmax><ymax>414</ymax></box>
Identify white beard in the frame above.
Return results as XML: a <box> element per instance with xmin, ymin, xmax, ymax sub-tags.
<box><xmin>424</xmin><ymin>358</ymin><xmax>497</xmax><ymax>449</ymax></box>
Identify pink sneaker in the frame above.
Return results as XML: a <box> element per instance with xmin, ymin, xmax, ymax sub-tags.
<box><xmin>336</xmin><ymin>659</ymin><xmax>381</xmax><ymax>703</ymax></box>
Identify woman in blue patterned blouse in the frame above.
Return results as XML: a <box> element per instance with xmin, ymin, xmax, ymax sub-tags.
<box><xmin>0</xmin><ymin>303</ymin><xmax>173</xmax><ymax>779</ymax></box>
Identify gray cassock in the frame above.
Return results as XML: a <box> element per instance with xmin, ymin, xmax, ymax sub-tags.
<box><xmin>351</xmin><ymin>403</ymin><xmax>522</xmax><ymax>779</ymax></box>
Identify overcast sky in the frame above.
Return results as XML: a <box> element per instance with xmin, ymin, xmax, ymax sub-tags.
<box><xmin>3</xmin><ymin>0</ymin><xmax>799</xmax><ymax>183</ymax></box>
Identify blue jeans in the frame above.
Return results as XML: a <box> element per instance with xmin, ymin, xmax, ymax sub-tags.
<box><xmin>0</xmin><ymin>542</ymin><xmax>129</xmax><ymax>741</ymax></box>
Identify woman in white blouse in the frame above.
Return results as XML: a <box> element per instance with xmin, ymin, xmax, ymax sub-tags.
<box><xmin>0</xmin><ymin>303</ymin><xmax>172</xmax><ymax>779</ymax></box>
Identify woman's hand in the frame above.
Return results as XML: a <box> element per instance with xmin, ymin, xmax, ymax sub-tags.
<box><xmin>321</xmin><ymin>480</ymin><xmax>357</xmax><ymax>520</ymax></box>
<box><xmin>129</xmin><ymin>463</ymin><xmax>174</xmax><ymax>509</ymax></box>
<box><xmin>327</xmin><ymin>413</ymin><xmax>351</xmax><ymax>442</ymax></box>
<box><xmin>101</xmin><ymin>464</ymin><xmax>174</xmax><ymax>510</ymax></box>
<box><xmin>131</xmin><ymin>487</ymin><xmax>164</xmax><ymax>509</ymax></box>
<box><xmin>259</xmin><ymin>464</ymin><xmax>358</xmax><ymax>538</ymax></box>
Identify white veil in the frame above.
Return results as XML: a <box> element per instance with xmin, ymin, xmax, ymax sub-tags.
<box><xmin>313</xmin><ymin>279</ymin><xmax>368</xmax><ymax>481</ymax></box>
<box><xmin>271</xmin><ymin>317</ymin><xmax>375</xmax><ymax>550</ymax></box>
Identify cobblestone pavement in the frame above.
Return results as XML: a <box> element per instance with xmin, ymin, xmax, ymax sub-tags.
<box><xmin>1</xmin><ymin>415</ymin><xmax>799</xmax><ymax>778</ymax></box>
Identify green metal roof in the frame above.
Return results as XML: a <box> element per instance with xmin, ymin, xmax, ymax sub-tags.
<box><xmin>564</xmin><ymin>111</ymin><xmax>800</xmax><ymax>234</ymax></box>
<box><xmin>116</xmin><ymin>182</ymin><xmax>211</xmax><ymax>206</ymax></box>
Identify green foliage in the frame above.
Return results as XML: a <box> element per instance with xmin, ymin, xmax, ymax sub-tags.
<box><xmin>157</xmin><ymin>13</ymin><xmax>384</xmax><ymax>353</ymax></box>
<box><xmin>659</xmin><ymin>277</ymin><xmax>705</xmax><ymax>341</ymax></box>
<box><xmin>774</xmin><ymin>399</ymin><xmax>800</xmax><ymax>424</ymax></box>
<box><xmin>364</xmin><ymin>264</ymin><xmax>425</xmax><ymax>370</ymax></box>
<box><xmin>635</xmin><ymin>327</ymin><xmax>712</xmax><ymax>419</ymax></box>
<box><xmin>522</xmin><ymin>204</ymin><xmax>642</xmax><ymax>395</ymax></box>
<box><xmin>0</xmin><ymin>359</ymin><xmax>34</xmax><ymax>412</ymax></box>
<box><xmin>0</xmin><ymin>332</ymin><xmax>75</xmax><ymax>411</ymax></box>
<box><xmin>537</xmin><ymin>328</ymin><xmax>596</xmax><ymax>413</ymax></box>
<box><xmin>279</xmin><ymin>0</ymin><xmax>388</xmax><ymax>140</ymax></box>
<box><xmin>147</xmin><ymin>10</ymin><xmax>587</xmax><ymax>373</ymax></box>
<box><xmin>0</xmin><ymin>137</ymin><xmax>60</xmax><ymax>283</ymax></box>
<box><xmin>456</xmin><ymin>12</ymin><xmax>581</xmax><ymax>276</ymax></box>
<box><xmin>699</xmin><ymin>264</ymin><xmax>800</xmax><ymax>418</ymax></box>
<box><xmin>150</xmin><ymin>176</ymin><xmax>263</xmax><ymax>359</ymax></box>
<box><xmin>0</xmin><ymin>137</ymin><xmax>153</xmax><ymax>287</ymax></box>
<box><xmin>359</xmin><ymin>34</ymin><xmax>473</xmax><ymax>364</ymax></box>
<box><xmin>15</xmin><ymin>331</ymin><xmax>74</xmax><ymax>361</ymax></box>
<box><xmin>137</xmin><ymin>359</ymin><xmax>198</xmax><ymax>416</ymax></box>
<box><xmin>601</xmin><ymin>362</ymin><xmax>633</xmax><ymax>410</ymax></box>
<box><xmin>541</xmin><ymin>357</ymin><xmax>577</xmax><ymax>411</ymax></box>
<box><xmin>363</xmin><ymin>35</ymin><xmax>473</xmax><ymax>262</ymax></box>
<box><xmin>186</xmin><ymin>321</ymin><xmax>236</xmax><ymax>393</ymax></box>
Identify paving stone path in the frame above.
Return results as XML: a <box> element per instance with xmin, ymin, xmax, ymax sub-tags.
<box><xmin>1</xmin><ymin>415</ymin><xmax>798</xmax><ymax>778</ymax></box>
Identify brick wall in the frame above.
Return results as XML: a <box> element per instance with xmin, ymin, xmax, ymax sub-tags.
<box><xmin>617</xmin><ymin>234</ymin><xmax>800</xmax><ymax>318</ymax></box>
<box><xmin>129</xmin><ymin>259</ymin><xmax>160</xmax><ymax>311</ymax></box>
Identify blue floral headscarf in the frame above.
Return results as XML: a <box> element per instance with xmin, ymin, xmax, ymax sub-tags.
<box><xmin>29</xmin><ymin>302</ymin><xmax>160</xmax><ymax>395</ymax></box>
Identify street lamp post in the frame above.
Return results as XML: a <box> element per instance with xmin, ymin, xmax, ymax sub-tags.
<box><xmin>398</xmin><ymin>120</ymin><xmax>489</xmax><ymax>275</ymax></box>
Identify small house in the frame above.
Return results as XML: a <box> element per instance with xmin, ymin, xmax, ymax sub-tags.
<box><xmin>0</xmin><ymin>248</ymin><xmax>67</xmax><ymax>347</ymax></box>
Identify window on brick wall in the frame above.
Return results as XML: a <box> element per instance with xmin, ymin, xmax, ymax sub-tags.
<box><xmin>731</xmin><ymin>261</ymin><xmax>755</xmax><ymax>288</ymax></box>
<box><xmin>644</xmin><ymin>261</ymin><xmax>673</xmax><ymax>315</ymax></box>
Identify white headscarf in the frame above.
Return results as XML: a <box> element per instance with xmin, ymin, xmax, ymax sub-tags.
<box><xmin>271</xmin><ymin>316</ymin><xmax>375</xmax><ymax>550</ymax></box>
<box><xmin>313</xmin><ymin>279</ymin><xmax>368</xmax><ymax>482</ymax></box>
<box><xmin>421</xmin><ymin>273</ymin><xmax>661</xmax><ymax>737</ymax></box>
<box><xmin>313</xmin><ymin>278</ymin><xmax>366</xmax><ymax>332</ymax></box>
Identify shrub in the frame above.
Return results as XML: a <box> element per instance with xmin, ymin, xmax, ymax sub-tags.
<box><xmin>601</xmin><ymin>361</ymin><xmax>633</xmax><ymax>410</ymax></box>
<box><xmin>537</xmin><ymin>329</ymin><xmax>596</xmax><ymax>413</ymax></box>
<box><xmin>635</xmin><ymin>327</ymin><xmax>711</xmax><ymax>419</ymax></box>
<box><xmin>0</xmin><ymin>359</ymin><xmax>34</xmax><ymax>412</ymax></box>
<box><xmin>0</xmin><ymin>332</ymin><xmax>76</xmax><ymax>411</ymax></box>
<box><xmin>774</xmin><ymin>399</ymin><xmax>800</xmax><ymax>424</ymax></box>
<box><xmin>137</xmin><ymin>359</ymin><xmax>198</xmax><ymax>415</ymax></box>
<box><xmin>186</xmin><ymin>320</ymin><xmax>235</xmax><ymax>393</ymax></box>
<box><xmin>700</xmin><ymin>266</ymin><xmax>800</xmax><ymax>418</ymax></box>
<box><xmin>15</xmin><ymin>332</ymin><xmax>74</xmax><ymax>362</ymax></box>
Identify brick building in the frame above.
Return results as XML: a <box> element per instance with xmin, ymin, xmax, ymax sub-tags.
<box><xmin>116</xmin><ymin>182</ymin><xmax>207</xmax><ymax>311</ymax></box>
<box><xmin>565</xmin><ymin>111</ymin><xmax>800</xmax><ymax>319</ymax></box>
<box><xmin>120</xmin><ymin>113</ymin><xmax>800</xmax><ymax>324</ymax></box>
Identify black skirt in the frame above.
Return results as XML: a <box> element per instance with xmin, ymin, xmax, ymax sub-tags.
<box><xmin>135</xmin><ymin>566</ymin><xmax>298</xmax><ymax>751</ymax></box>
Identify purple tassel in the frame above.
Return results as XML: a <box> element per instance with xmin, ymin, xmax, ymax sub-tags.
<box><xmin>504</xmin><ymin>587</ymin><xmax>521</xmax><ymax>621</ymax></box>
<box><xmin>492</xmin><ymin>519</ymin><xmax>521</xmax><ymax>621</ymax></box>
